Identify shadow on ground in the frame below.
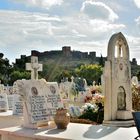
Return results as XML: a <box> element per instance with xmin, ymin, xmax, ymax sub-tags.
<box><xmin>83</xmin><ymin>125</ymin><xmax>118</xmax><ymax>139</ymax></box>
<box><xmin>46</xmin><ymin>128</ymin><xmax>66</xmax><ymax>134</ymax></box>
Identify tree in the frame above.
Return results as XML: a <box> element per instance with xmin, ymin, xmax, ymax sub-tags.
<box><xmin>9</xmin><ymin>71</ymin><xmax>30</xmax><ymax>85</ymax></box>
<box><xmin>0</xmin><ymin>55</ymin><xmax>12</xmax><ymax>85</ymax></box>
<box><xmin>75</xmin><ymin>64</ymin><xmax>103</xmax><ymax>85</ymax></box>
<box><xmin>99</xmin><ymin>54</ymin><xmax>104</xmax><ymax>67</ymax></box>
<box><xmin>12</xmin><ymin>56</ymin><xmax>29</xmax><ymax>71</ymax></box>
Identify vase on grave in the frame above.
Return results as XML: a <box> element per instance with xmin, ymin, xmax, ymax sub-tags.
<box><xmin>54</xmin><ymin>108</ymin><xmax>70</xmax><ymax>129</ymax></box>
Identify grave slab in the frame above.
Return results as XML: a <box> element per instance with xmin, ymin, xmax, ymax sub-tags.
<box><xmin>0</xmin><ymin>123</ymin><xmax>137</xmax><ymax>140</ymax></box>
<box><xmin>0</xmin><ymin>110</ymin><xmax>23</xmax><ymax>128</ymax></box>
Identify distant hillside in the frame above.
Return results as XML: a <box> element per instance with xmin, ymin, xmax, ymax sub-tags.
<box><xmin>14</xmin><ymin>46</ymin><xmax>140</xmax><ymax>78</ymax></box>
<box><xmin>31</xmin><ymin>46</ymin><xmax>106</xmax><ymax>67</ymax></box>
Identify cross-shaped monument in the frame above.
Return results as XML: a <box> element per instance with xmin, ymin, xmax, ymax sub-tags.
<box><xmin>26</xmin><ymin>56</ymin><xmax>43</xmax><ymax>80</ymax></box>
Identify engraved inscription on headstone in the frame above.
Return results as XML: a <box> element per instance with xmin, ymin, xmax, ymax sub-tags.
<box><xmin>13</xmin><ymin>94</ymin><xmax>23</xmax><ymax>115</ymax></box>
<box><xmin>29</xmin><ymin>94</ymin><xmax>48</xmax><ymax>123</ymax></box>
<box><xmin>16</xmin><ymin>79</ymin><xmax>64</xmax><ymax>128</ymax></box>
<box><xmin>26</xmin><ymin>84</ymin><xmax>49</xmax><ymax>123</ymax></box>
<box><xmin>7</xmin><ymin>95</ymin><xmax>14</xmax><ymax>110</ymax></box>
<box><xmin>0</xmin><ymin>93</ymin><xmax>8</xmax><ymax>111</ymax></box>
<box><xmin>45</xmin><ymin>82</ymin><xmax>63</xmax><ymax>120</ymax></box>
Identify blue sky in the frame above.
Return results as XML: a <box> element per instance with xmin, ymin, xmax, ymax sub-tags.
<box><xmin>0</xmin><ymin>0</ymin><xmax>140</xmax><ymax>64</ymax></box>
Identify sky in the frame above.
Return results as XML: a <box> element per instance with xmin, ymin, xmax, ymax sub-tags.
<box><xmin>0</xmin><ymin>0</ymin><xmax>140</xmax><ymax>64</ymax></box>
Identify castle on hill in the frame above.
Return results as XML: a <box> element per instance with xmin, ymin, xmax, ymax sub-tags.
<box><xmin>31</xmin><ymin>46</ymin><xmax>98</xmax><ymax>60</ymax></box>
<box><xmin>15</xmin><ymin>46</ymin><xmax>138</xmax><ymax>69</ymax></box>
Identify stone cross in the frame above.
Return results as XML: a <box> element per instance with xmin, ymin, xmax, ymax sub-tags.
<box><xmin>71</xmin><ymin>76</ymin><xmax>74</xmax><ymax>83</ymax></box>
<box><xmin>26</xmin><ymin>56</ymin><xmax>42</xmax><ymax>80</ymax></box>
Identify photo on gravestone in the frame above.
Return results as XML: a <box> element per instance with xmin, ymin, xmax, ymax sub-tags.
<box><xmin>45</xmin><ymin>82</ymin><xmax>63</xmax><ymax>120</ymax></box>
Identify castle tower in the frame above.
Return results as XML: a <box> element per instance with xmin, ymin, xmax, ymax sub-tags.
<box><xmin>62</xmin><ymin>46</ymin><xmax>71</xmax><ymax>57</ymax></box>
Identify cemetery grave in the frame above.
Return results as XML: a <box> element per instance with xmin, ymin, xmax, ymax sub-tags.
<box><xmin>0</xmin><ymin>32</ymin><xmax>138</xmax><ymax>140</ymax></box>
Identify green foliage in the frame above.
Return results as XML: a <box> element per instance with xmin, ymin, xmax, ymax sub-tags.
<box><xmin>75</xmin><ymin>64</ymin><xmax>103</xmax><ymax>85</ymax></box>
<box><xmin>99</xmin><ymin>54</ymin><xmax>104</xmax><ymax>67</ymax></box>
<box><xmin>9</xmin><ymin>71</ymin><xmax>30</xmax><ymax>84</ymax></box>
<box><xmin>40</xmin><ymin>64</ymin><xmax>63</xmax><ymax>82</ymax></box>
<box><xmin>79</xmin><ymin>110</ymin><xmax>98</xmax><ymax>122</ymax></box>
<box><xmin>78</xmin><ymin>104</ymin><xmax>104</xmax><ymax>123</ymax></box>
<box><xmin>0</xmin><ymin>56</ymin><xmax>12</xmax><ymax>85</ymax></box>
<box><xmin>12</xmin><ymin>56</ymin><xmax>29</xmax><ymax>71</ymax></box>
<box><xmin>41</xmin><ymin>64</ymin><xmax>75</xmax><ymax>82</ymax></box>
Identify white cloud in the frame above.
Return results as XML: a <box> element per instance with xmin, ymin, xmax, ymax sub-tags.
<box><xmin>133</xmin><ymin>0</ymin><xmax>140</xmax><ymax>8</ymax></box>
<box><xmin>125</xmin><ymin>35</ymin><xmax>140</xmax><ymax>62</ymax></box>
<box><xmin>0</xmin><ymin>10</ymin><xmax>62</xmax><ymax>62</ymax></box>
<box><xmin>12</xmin><ymin>0</ymin><xmax>63</xmax><ymax>9</ymax></box>
<box><xmin>0</xmin><ymin>9</ymin><xmax>126</xmax><ymax>63</ymax></box>
<box><xmin>126</xmin><ymin>35</ymin><xmax>140</xmax><ymax>47</ymax></box>
<box><xmin>81</xmin><ymin>1</ymin><xmax>118</xmax><ymax>22</ymax></box>
<box><xmin>135</xmin><ymin>16</ymin><xmax>140</xmax><ymax>25</ymax></box>
<box><xmin>89</xmin><ymin>19</ymin><xmax>125</xmax><ymax>32</ymax></box>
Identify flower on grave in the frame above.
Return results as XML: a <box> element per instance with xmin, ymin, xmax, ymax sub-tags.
<box><xmin>82</xmin><ymin>103</ymin><xmax>97</xmax><ymax>113</ymax></box>
<box><xmin>132</xmin><ymin>83</ymin><xmax>140</xmax><ymax>111</ymax></box>
<box><xmin>84</xmin><ymin>96</ymin><xmax>92</xmax><ymax>103</ymax></box>
<box><xmin>90</xmin><ymin>85</ymin><xmax>102</xmax><ymax>95</ymax></box>
<box><xmin>92</xmin><ymin>94</ymin><xmax>104</xmax><ymax>106</ymax></box>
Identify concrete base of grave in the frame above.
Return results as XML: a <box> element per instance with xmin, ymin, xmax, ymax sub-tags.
<box><xmin>116</xmin><ymin>110</ymin><xmax>133</xmax><ymax>120</ymax></box>
<box><xmin>103</xmin><ymin>120</ymin><xmax>134</xmax><ymax>127</ymax></box>
<box><xmin>0</xmin><ymin>110</ymin><xmax>23</xmax><ymax>128</ymax></box>
<box><xmin>0</xmin><ymin>123</ymin><xmax>138</xmax><ymax>140</ymax></box>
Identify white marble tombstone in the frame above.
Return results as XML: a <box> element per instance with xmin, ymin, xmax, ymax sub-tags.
<box><xmin>45</xmin><ymin>82</ymin><xmax>63</xmax><ymax>120</ymax></box>
<box><xmin>6</xmin><ymin>86</ymin><xmax>14</xmax><ymax>110</ymax></box>
<box><xmin>16</xmin><ymin>79</ymin><xmax>49</xmax><ymax>129</ymax></box>
<box><xmin>131</xmin><ymin>76</ymin><xmax>139</xmax><ymax>86</ymax></box>
<box><xmin>0</xmin><ymin>86</ymin><xmax>9</xmax><ymax>112</ymax></box>
<box><xmin>103</xmin><ymin>32</ymin><xmax>133</xmax><ymax>126</ymax></box>
<box><xmin>7</xmin><ymin>94</ymin><xmax>14</xmax><ymax>110</ymax></box>
<box><xmin>16</xmin><ymin>79</ymin><xmax>64</xmax><ymax>129</ymax></box>
<box><xmin>12</xmin><ymin>81</ymin><xmax>23</xmax><ymax>115</ymax></box>
<box><xmin>12</xmin><ymin>94</ymin><xmax>23</xmax><ymax>116</ymax></box>
<box><xmin>59</xmin><ymin>78</ymin><xmax>71</xmax><ymax>99</ymax></box>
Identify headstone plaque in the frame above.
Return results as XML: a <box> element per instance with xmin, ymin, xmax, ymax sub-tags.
<box><xmin>7</xmin><ymin>94</ymin><xmax>14</xmax><ymax>110</ymax></box>
<box><xmin>45</xmin><ymin>82</ymin><xmax>63</xmax><ymax>120</ymax></box>
<box><xmin>16</xmin><ymin>79</ymin><xmax>49</xmax><ymax>128</ymax></box>
<box><xmin>13</xmin><ymin>94</ymin><xmax>23</xmax><ymax>116</ymax></box>
<box><xmin>0</xmin><ymin>93</ymin><xmax>8</xmax><ymax>111</ymax></box>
